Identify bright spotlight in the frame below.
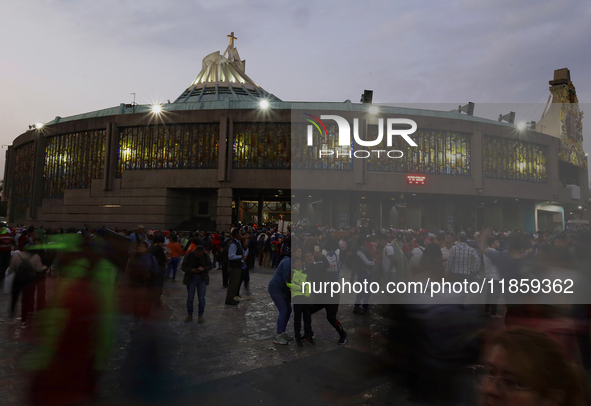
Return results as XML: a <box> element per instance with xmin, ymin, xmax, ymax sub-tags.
<box><xmin>368</xmin><ymin>105</ymin><xmax>379</xmax><ymax>115</ymax></box>
<box><xmin>259</xmin><ymin>99</ymin><xmax>269</xmax><ymax>109</ymax></box>
<box><xmin>151</xmin><ymin>104</ymin><xmax>163</xmax><ymax>114</ymax></box>
<box><xmin>516</xmin><ymin>121</ymin><xmax>527</xmax><ymax>130</ymax></box>
<box><xmin>35</xmin><ymin>123</ymin><xmax>44</xmax><ymax>129</ymax></box>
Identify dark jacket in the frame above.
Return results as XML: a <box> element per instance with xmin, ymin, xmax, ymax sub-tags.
<box><xmin>181</xmin><ymin>251</ymin><xmax>213</xmax><ymax>285</ymax></box>
<box><xmin>129</xmin><ymin>253</ymin><xmax>160</xmax><ymax>288</ymax></box>
<box><xmin>227</xmin><ymin>239</ymin><xmax>244</xmax><ymax>269</ymax></box>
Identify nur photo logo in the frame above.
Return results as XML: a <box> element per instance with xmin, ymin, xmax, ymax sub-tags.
<box><xmin>303</xmin><ymin>113</ymin><xmax>418</xmax><ymax>159</ymax></box>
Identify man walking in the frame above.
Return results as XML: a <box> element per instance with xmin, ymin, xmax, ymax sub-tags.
<box><xmin>182</xmin><ymin>245</ymin><xmax>212</xmax><ymax>323</ymax></box>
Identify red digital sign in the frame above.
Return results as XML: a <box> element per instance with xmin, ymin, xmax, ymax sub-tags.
<box><xmin>407</xmin><ymin>175</ymin><xmax>426</xmax><ymax>185</ymax></box>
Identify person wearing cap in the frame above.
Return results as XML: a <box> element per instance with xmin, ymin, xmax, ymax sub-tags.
<box><xmin>129</xmin><ymin>225</ymin><xmax>148</xmax><ymax>246</ymax></box>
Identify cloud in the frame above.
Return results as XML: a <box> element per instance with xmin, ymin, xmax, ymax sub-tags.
<box><xmin>1</xmin><ymin>0</ymin><xmax>591</xmax><ymax>177</ymax></box>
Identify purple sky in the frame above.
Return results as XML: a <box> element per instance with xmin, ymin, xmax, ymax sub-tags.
<box><xmin>1</xmin><ymin>0</ymin><xmax>590</xmax><ymax>178</ymax></box>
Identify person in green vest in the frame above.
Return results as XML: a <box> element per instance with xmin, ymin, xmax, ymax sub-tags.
<box><xmin>287</xmin><ymin>256</ymin><xmax>313</xmax><ymax>347</ymax></box>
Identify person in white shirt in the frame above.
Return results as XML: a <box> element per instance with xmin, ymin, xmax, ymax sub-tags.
<box><xmin>379</xmin><ymin>234</ymin><xmax>397</xmax><ymax>284</ymax></box>
<box><xmin>409</xmin><ymin>236</ymin><xmax>426</xmax><ymax>273</ymax></box>
<box><xmin>321</xmin><ymin>237</ymin><xmax>341</xmax><ymax>282</ymax></box>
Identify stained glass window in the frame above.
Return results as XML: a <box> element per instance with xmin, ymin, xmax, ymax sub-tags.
<box><xmin>484</xmin><ymin>136</ymin><xmax>547</xmax><ymax>183</ymax></box>
<box><xmin>366</xmin><ymin>128</ymin><xmax>471</xmax><ymax>176</ymax></box>
<box><xmin>291</xmin><ymin>123</ymin><xmax>353</xmax><ymax>170</ymax></box>
<box><xmin>233</xmin><ymin>123</ymin><xmax>291</xmax><ymax>169</ymax></box>
<box><xmin>117</xmin><ymin>123</ymin><xmax>219</xmax><ymax>177</ymax></box>
<box><xmin>43</xmin><ymin>130</ymin><xmax>106</xmax><ymax>199</ymax></box>
<box><xmin>13</xmin><ymin>142</ymin><xmax>35</xmax><ymax>217</ymax></box>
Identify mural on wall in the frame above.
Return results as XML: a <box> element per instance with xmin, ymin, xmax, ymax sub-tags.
<box><xmin>367</xmin><ymin>128</ymin><xmax>471</xmax><ymax>176</ymax></box>
<box><xmin>558</xmin><ymin>82</ymin><xmax>586</xmax><ymax>169</ymax></box>
<box><xmin>483</xmin><ymin>136</ymin><xmax>548</xmax><ymax>184</ymax></box>
<box><xmin>233</xmin><ymin>123</ymin><xmax>290</xmax><ymax>169</ymax></box>
<box><xmin>45</xmin><ymin>130</ymin><xmax>106</xmax><ymax>198</ymax></box>
<box><xmin>117</xmin><ymin>124</ymin><xmax>219</xmax><ymax>177</ymax></box>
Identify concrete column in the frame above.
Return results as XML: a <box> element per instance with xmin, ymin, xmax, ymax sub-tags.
<box><xmin>5</xmin><ymin>146</ymin><xmax>15</xmax><ymax>223</ymax></box>
<box><xmin>354</xmin><ymin>119</ymin><xmax>366</xmax><ymax>184</ymax></box>
<box><xmin>104</xmin><ymin>122</ymin><xmax>119</xmax><ymax>191</ymax></box>
<box><xmin>2</xmin><ymin>147</ymin><xmax>10</xmax><ymax>201</ymax></box>
<box><xmin>484</xmin><ymin>204</ymin><xmax>503</xmax><ymax>230</ymax></box>
<box><xmin>349</xmin><ymin>198</ymin><xmax>357</xmax><ymax>227</ymax></box>
<box><xmin>548</xmin><ymin>138</ymin><xmax>559</xmax><ymax>197</ymax></box>
<box><xmin>298</xmin><ymin>195</ymin><xmax>308</xmax><ymax>222</ymax></box>
<box><xmin>226</xmin><ymin>117</ymin><xmax>234</xmax><ymax>182</ymax></box>
<box><xmin>472</xmin><ymin>125</ymin><xmax>483</xmax><ymax>191</ymax></box>
<box><xmin>218</xmin><ymin>116</ymin><xmax>228</xmax><ymax>182</ymax></box>
<box><xmin>216</xmin><ymin>187</ymin><xmax>232</xmax><ymax>232</ymax></box>
<box><xmin>406</xmin><ymin>206</ymin><xmax>421</xmax><ymax>229</ymax></box>
<box><xmin>258</xmin><ymin>192</ymin><xmax>264</xmax><ymax>226</ymax></box>
<box><xmin>322</xmin><ymin>193</ymin><xmax>332</xmax><ymax>226</ymax></box>
<box><xmin>29</xmin><ymin>133</ymin><xmax>47</xmax><ymax>220</ymax></box>
<box><xmin>331</xmin><ymin>193</ymin><xmax>338</xmax><ymax>228</ymax></box>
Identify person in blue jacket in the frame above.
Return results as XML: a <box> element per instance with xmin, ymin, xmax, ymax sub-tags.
<box><xmin>268</xmin><ymin>244</ymin><xmax>292</xmax><ymax>345</ymax></box>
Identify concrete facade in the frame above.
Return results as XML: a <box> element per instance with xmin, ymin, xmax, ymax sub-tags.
<box><xmin>4</xmin><ymin>101</ymin><xmax>588</xmax><ymax>232</ymax></box>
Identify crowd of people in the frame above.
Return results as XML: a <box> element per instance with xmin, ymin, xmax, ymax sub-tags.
<box><xmin>2</xmin><ymin>221</ymin><xmax>591</xmax><ymax>405</ymax></box>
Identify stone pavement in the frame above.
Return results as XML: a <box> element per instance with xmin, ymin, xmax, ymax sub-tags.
<box><xmin>0</xmin><ymin>265</ymin><xmax>481</xmax><ymax>405</ymax></box>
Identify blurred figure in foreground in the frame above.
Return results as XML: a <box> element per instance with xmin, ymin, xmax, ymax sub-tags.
<box><xmin>9</xmin><ymin>240</ymin><xmax>44</xmax><ymax>329</ymax></box>
<box><xmin>128</xmin><ymin>241</ymin><xmax>159</xmax><ymax>326</ymax></box>
<box><xmin>476</xmin><ymin>328</ymin><xmax>589</xmax><ymax>406</ymax></box>
<box><xmin>21</xmin><ymin>233</ymin><xmax>117</xmax><ymax>406</ymax></box>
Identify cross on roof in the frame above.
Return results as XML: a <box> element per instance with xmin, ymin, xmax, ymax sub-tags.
<box><xmin>227</xmin><ymin>32</ymin><xmax>237</xmax><ymax>48</ymax></box>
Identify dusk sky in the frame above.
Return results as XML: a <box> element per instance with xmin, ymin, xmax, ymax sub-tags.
<box><xmin>1</xmin><ymin>0</ymin><xmax>590</xmax><ymax>178</ymax></box>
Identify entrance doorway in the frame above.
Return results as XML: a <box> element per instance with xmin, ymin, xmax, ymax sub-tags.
<box><xmin>233</xmin><ymin>189</ymin><xmax>291</xmax><ymax>228</ymax></box>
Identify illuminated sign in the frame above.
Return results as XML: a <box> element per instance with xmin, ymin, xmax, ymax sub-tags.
<box><xmin>407</xmin><ymin>175</ymin><xmax>426</xmax><ymax>185</ymax></box>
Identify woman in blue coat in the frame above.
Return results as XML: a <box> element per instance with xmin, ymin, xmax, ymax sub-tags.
<box><xmin>268</xmin><ymin>248</ymin><xmax>292</xmax><ymax>345</ymax></box>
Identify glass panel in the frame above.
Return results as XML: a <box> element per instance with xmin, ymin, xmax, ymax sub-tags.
<box><xmin>484</xmin><ymin>135</ymin><xmax>547</xmax><ymax>183</ymax></box>
<box><xmin>43</xmin><ymin>130</ymin><xmax>106</xmax><ymax>199</ymax></box>
<box><xmin>116</xmin><ymin>123</ymin><xmax>219</xmax><ymax>176</ymax></box>
<box><xmin>365</xmin><ymin>128</ymin><xmax>471</xmax><ymax>176</ymax></box>
<box><xmin>232</xmin><ymin>123</ymin><xmax>293</xmax><ymax>169</ymax></box>
<box><xmin>290</xmin><ymin>122</ymin><xmax>352</xmax><ymax>170</ymax></box>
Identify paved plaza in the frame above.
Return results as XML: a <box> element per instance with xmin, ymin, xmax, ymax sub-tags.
<box><xmin>0</xmin><ymin>265</ymin><xmax>482</xmax><ymax>405</ymax></box>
